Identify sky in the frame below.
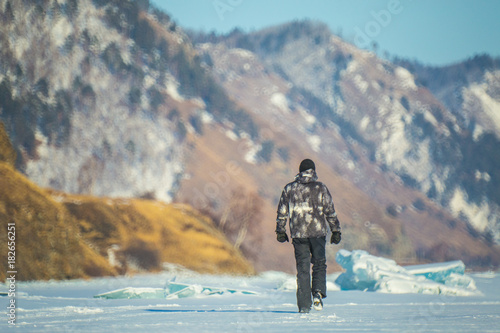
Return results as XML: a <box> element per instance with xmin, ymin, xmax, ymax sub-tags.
<box><xmin>150</xmin><ymin>0</ymin><xmax>500</xmax><ymax>66</ymax></box>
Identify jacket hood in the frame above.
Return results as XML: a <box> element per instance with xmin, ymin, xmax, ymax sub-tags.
<box><xmin>295</xmin><ymin>169</ymin><xmax>318</xmax><ymax>183</ymax></box>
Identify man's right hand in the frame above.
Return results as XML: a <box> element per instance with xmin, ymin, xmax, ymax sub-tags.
<box><xmin>277</xmin><ymin>232</ymin><xmax>289</xmax><ymax>243</ymax></box>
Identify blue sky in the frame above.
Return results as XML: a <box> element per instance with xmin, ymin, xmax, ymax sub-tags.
<box><xmin>150</xmin><ymin>0</ymin><xmax>500</xmax><ymax>66</ymax></box>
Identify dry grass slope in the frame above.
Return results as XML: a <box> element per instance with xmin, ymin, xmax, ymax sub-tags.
<box><xmin>0</xmin><ymin>163</ymin><xmax>117</xmax><ymax>281</ymax></box>
<box><xmin>0</xmin><ymin>123</ymin><xmax>254</xmax><ymax>282</ymax></box>
<box><xmin>58</xmin><ymin>193</ymin><xmax>255</xmax><ymax>275</ymax></box>
<box><xmin>0</xmin><ymin>122</ymin><xmax>16</xmax><ymax>167</ymax></box>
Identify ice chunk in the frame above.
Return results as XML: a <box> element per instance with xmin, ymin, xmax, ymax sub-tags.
<box><xmin>444</xmin><ymin>273</ymin><xmax>477</xmax><ymax>290</ymax></box>
<box><xmin>335</xmin><ymin>249</ymin><xmax>481</xmax><ymax>296</ymax></box>
<box><xmin>335</xmin><ymin>249</ymin><xmax>410</xmax><ymax>291</ymax></box>
<box><xmin>405</xmin><ymin>261</ymin><xmax>465</xmax><ymax>282</ymax></box>
<box><xmin>165</xmin><ymin>282</ymin><xmax>256</xmax><ymax>299</ymax></box>
<box><xmin>375</xmin><ymin>275</ymin><xmax>480</xmax><ymax>296</ymax></box>
<box><xmin>94</xmin><ymin>287</ymin><xmax>165</xmax><ymax>299</ymax></box>
<box><xmin>405</xmin><ymin>261</ymin><xmax>477</xmax><ymax>290</ymax></box>
<box><xmin>94</xmin><ymin>282</ymin><xmax>257</xmax><ymax>300</ymax></box>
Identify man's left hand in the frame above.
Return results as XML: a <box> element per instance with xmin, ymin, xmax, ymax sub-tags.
<box><xmin>331</xmin><ymin>231</ymin><xmax>341</xmax><ymax>244</ymax></box>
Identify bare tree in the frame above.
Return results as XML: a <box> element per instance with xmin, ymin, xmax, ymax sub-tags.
<box><xmin>218</xmin><ymin>187</ymin><xmax>263</xmax><ymax>261</ymax></box>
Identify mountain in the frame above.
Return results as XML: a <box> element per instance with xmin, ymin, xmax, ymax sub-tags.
<box><xmin>1</xmin><ymin>1</ymin><xmax>499</xmax><ymax>274</ymax></box>
<box><xmin>394</xmin><ymin>55</ymin><xmax>500</xmax><ymax>136</ymax></box>
<box><xmin>394</xmin><ymin>54</ymin><xmax>500</xmax><ymax>235</ymax></box>
<box><xmin>198</xmin><ymin>23</ymin><xmax>500</xmax><ymax>242</ymax></box>
<box><xmin>1</xmin><ymin>0</ymin><xmax>181</xmax><ymax>201</ymax></box>
<box><xmin>189</xmin><ymin>21</ymin><xmax>500</xmax><ymax>268</ymax></box>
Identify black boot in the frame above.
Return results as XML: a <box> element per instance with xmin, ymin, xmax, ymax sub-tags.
<box><xmin>313</xmin><ymin>291</ymin><xmax>323</xmax><ymax>311</ymax></box>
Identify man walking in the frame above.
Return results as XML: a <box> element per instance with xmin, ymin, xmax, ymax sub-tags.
<box><xmin>276</xmin><ymin>159</ymin><xmax>341</xmax><ymax>313</ymax></box>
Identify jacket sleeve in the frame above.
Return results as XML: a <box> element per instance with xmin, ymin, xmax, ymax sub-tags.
<box><xmin>275</xmin><ymin>187</ymin><xmax>289</xmax><ymax>234</ymax></box>
<box><xmin>322</xmin><ymin>186</ymin><xmax>341</xmax><ymax>232</ymax></box>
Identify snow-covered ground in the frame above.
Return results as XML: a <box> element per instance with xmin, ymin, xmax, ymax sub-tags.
<box><xmin>2</xmin><ymin>257</ymin><xmax>500</xmax><ymax>332</ymax></box>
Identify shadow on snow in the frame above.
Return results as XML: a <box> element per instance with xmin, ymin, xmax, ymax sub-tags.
<box><xmin>146</xmin><ymin>309</ymin><xmax>297</xmax><ymax>314</ymax></box>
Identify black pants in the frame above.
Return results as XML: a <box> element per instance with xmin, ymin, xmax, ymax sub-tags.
<box><xmin>292</xmin><ymin>237</ymin><xmax>327</xmax><ymax>311</ymax></box>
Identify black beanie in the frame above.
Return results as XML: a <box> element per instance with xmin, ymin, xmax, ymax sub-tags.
<box><xmin>299</xmin><ymin>159</ymin><xmax>315</xmax><ymax>173</ymax></box>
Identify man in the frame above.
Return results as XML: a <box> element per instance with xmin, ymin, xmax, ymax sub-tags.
<box><xmin>276</xmin><ymin>159</ymin><xmax>341</xmax><ymax>313</ymax></box>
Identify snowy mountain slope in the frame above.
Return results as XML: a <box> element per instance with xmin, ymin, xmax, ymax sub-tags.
<box><xmin>0</xmin><ymin>0</ymin><xmax>267</xmax><ymax>203</ymax></box>
<box><xmin>462</xmin><ymin>69</ymin><xmax>500</xmax><ymax>138</ymax></box>
<box><xmin>394</xmin><ymin>55</ymin><xmax>500</xmax><ymax>238</ymax></box>
<box><xmin>0</xmin><ymin>0</ymin><xmax>187</xmax><ymax>201</ymax></box>
<box><xmin>395</xmin><ymin>55</ymin><xmax>500</xmax><ymax>139</ymax></box>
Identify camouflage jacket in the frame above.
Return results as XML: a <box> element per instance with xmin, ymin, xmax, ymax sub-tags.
<box><xmin>276</xmin><ymin>169</ymin><xmax>340</xmax><ymax>238</ymax></box>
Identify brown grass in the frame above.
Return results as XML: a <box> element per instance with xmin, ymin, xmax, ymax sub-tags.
<box><xmin>0</xmin><ymin>122</ymin><xmax>16</xmax><ymax>167</ymax></box>
<box><xmin>0</xmin><ymin>162</ymin><xmax>117</xmax><ymax>281</ymax></box>
<box><xmin>57</xmin><ymin>194</ymin><xmax>255</xmax><ymax>276</ymax></box>
<box><xmin>0</xmin><ymin>163</ymin><xmax>254</xmax><ymax>282</ymax></box>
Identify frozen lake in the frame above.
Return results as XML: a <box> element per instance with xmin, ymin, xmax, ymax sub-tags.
<box><xmin>2</xmin><ymin>268</ymin><xmax>499</xmax><ymax>332</ymax></box>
